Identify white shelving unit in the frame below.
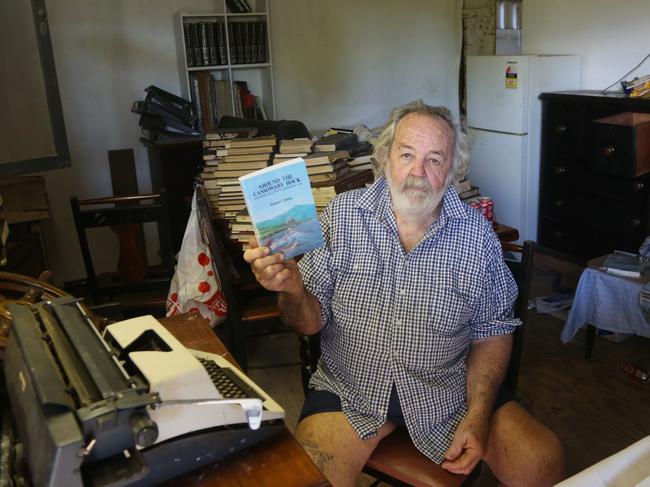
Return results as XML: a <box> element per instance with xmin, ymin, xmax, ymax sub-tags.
<box><xmin>177</xmin><ymin>0</ymin><xmax>275</xmax><ymax>131</ymax></box>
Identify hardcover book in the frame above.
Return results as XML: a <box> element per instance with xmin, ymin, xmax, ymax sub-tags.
<box><xmin>239</xmin><ymin>158</ymin><xmax>324</xmax><ymax>259</ymax></box>
<box><xmin>313</xmin><ymin>132</ymin><xmax>358</xmax><ymax>152</ymax></box>
<box><xmin>603</xmin><ymin>252</ymin><xmax>643</xmax><ymax>278</ymax></box>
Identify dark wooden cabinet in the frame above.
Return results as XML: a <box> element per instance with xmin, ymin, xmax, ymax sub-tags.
<box><xmin>538</xmin><ymin>91</ymin><xmax>650</xmax><ymax>260</ymax></box>
<box><xmin>144</xmin><ymin>138</ymin><xmax>202</xmax><ymax>253</ymax></box>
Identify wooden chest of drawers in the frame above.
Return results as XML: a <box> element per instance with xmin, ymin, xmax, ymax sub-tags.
<box><xmin>538</xmin><ymin>91</ymin><xmax>650</xmax><ymax>260</ymax></box>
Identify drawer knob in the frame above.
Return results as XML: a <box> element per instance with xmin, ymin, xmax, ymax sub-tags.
<box><xmin>553</xmin><ymin>199</ymin><xmax>564</xmax><ymax>208</ymax></box>
<box><xmin>93</xmin><ymin>213</ymin><xmax>107</xmax><ymax>224</ymax></box>
<box><xmin>631</xmin><ymin>217</ymin><xmax>642</xmax><ymax>227</ymax></box>
<box><xmin>555</xmin><ymin>124</ymin><xmax>567</xmax><ymax>134</ymax></box>
<box><xmin>552</xmin><ymin>231</ymin><xmax>563</xmax><ymax>239</ymax></box>
<box><xmin>602</xmin><ymin>145</ymin><xmax>616</xmax><ymax>157</ymax></box>
<box><xmin>554</xmin><ymin>166</ymin><xmax>566</xmax><ymax>175</ymax></box>
<box><xmin>634</xmin><ymin>181</ymin><xmax>645</xmax><ymax>191</ymax></box>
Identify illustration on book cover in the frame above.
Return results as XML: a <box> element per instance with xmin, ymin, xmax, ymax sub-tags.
<box><xmin>239</xmin><ymin>158</ymin><xmax>324</xmax><ymax>259</ymax></box>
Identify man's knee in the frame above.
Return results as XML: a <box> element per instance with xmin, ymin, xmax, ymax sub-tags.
<box><xmin>295</xmin><ymin>413</ymin><xmax>397</xmax><ymax>487</ymax></box>
<box><xmin>486</xmin><ymin>402</ymin><xmax>565</xmax><ymax>487</ymax></box>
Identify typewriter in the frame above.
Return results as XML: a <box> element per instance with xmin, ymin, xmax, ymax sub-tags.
<box><xmin>3</xmin><ymin>299</ymin><xmax>285</xmax><ymax>487</ymax></box>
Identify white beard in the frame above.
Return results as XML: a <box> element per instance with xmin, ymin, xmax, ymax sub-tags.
<box><xmin>386</xmin><ymin>172</ymin><xmax>446</xmax><ymax>219</ymax></box>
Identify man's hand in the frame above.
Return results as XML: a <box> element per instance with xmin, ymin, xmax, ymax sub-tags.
<box><xmin>441</xmin><ymin>412</ymin><xmax>490</xmax><ymax>475</ymax></box>
<box><xmin>243</xmin><ymin>237</ymin><xmax>303</xmax><ymax>296</ymax></box>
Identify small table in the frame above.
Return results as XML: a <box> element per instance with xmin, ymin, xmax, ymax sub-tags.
<box><xmin>561</xmin><ymin>255</ymin><xmax>650</xmax><ymax>358</ymax></box>
<box><xmin>159</xmin><ymin>313</ymin><xmax>329</xmax><ymax>487</ymax></box>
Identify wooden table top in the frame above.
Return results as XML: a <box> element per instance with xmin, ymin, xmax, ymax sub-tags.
<box><xmin>159</xmin><ymin>313</ymin><xmax>329</xmax><ymax>487</ymax></box>
<box><xmin>494</xmin><ymin>222</ymin><xmax>519</xmax><ymax>243</ymax></box>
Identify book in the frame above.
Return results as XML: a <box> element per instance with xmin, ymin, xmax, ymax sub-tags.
<box><xmin>184</xmin><ymin>23</ymin><xmax>195</xmax><ymax>67</ymax></box>
<box><xmin>280</xmin><ymin>138</ymin><xmax>313</xmax><ymax>154</ymax></box>
<box><xmin>214</xmin><ymin>168</ymin><xmax>258</xmax><ymax>178</ymax></box>
<box><xmin>239</xmin><ymin>158</ymin><xmax>324</xmax><ymax>259</ymax></box>
<box><xmin>191</xmin><ymin>23</ymin><xmax>203</xmax><ymax>66</ymax></box>
<box><xmin>309</xmin><ymin>165</ymin><xmax>350</xmax><ymax>183</ymax></box>
<box><xmin>216</xmin><ymin>160</ymin><xmax>269</xmax><ymax>171</ymax></box>
<box><xmin>313</xmin><ymin>132</ymin><xmax>358</xmax><ymax>152</ymax></box>
<box><xmin>216</xmin><ymin>135</ymin><xmax>276</xmax><ymax>148</ymax></box>
<box><xmin>220</xmin><ymin>153</ymin><xmax>271</xmax><ymax>163</ymax></box>
<box><xmin>453</xmin><ymin>178</ymin><xmax>472</xmax><ymax>194</ymax></box>
<box><xmin>458</xmin><ymin>186</ymin><xmax>480</xmax><ymax>200</ymax></box>
<box><xmin>603</xmin><ymin>252</ymin><xmax>643</xmax><ymax>278</ymax></box>
<box><xmin>205</xmin><ymin>127</ymin><xmax>258</xmax><ymax>140</ymax></box>
<box><xmin>311</xmin><ymin>168</ymin><xmax>374</xmax><ymax>190</ymax></box>
<box><xmin>306</xmin><ymin>160</ymin><xmax>348</xmax><ymax>175</ymax></box>
<box><xmin>304</xmin><ymin>151</ymin><xmax>349</xmax><ymax>165</ymax></box>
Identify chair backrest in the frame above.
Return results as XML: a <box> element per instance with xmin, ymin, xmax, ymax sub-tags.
<box><xmin>194</xmin><ymin>184</ymin><xmax>248</xmax><ymax>369</ymax></box>
<box><xmin>70</xmin><ymin>190</ymin><xmax>174</xmax><ymax>300</ymax></box>
<box><xmin>502</xmin><ymin>240</ymin><xmax>535</xmax><ymax>394</ymax></box>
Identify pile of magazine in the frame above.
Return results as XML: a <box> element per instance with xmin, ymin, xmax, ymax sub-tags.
<box><xmin>132</xmin><ymin>85</ymin><xmax>200</xmax><ymax>141</ymax></box>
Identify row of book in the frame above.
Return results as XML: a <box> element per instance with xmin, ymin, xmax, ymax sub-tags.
<box><xmin>182</xmin><ymin>21</ymin><xmax>267</xmax><ymax>68</ymax></box>
<box><xmin>228</xmin><ymin>21</ymin><xmax>267</xmax><ymax>65</ymax></box>
<box><xmin>190</xmin><ymin>74</ymin><xmax>261</xmax><ymax>132</ymax></box>
<box><xmin>184</xmin><ymin>22</ymin><xmax>227</xmax><ymax>67</ymax></box>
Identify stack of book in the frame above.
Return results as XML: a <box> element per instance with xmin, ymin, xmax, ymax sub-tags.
<box><xmin>347</xmin><ymin>154</ymin><xmax>375</xmax><ymax>172</ymax></box>
<box><xmin>302</xmin><ymin>151</ymin><xmax>351</xmax><ymax>186</ymax></box>
<box><xmin>229</xmin><ymin>210</ymin><xmax>254</xmax><ymax>248</ymax></box>
<box><xmin>199</xmin><ymin>134</ymin><xmax>277</xmax><ymax>226</ymax></box>
<box><xmin>311</xmin><ymin>168</ymin><xmax>375</xmax><ymax>213</ymax></box>
<box><xmin>275</xmin><ymin>138</ymin><xmax>313</xmax><ymax>163</ymax></box>
<box><xmin>454</xmin><ymin>178</ymin><xmax>480</xmax><ymax>200</ymax></box>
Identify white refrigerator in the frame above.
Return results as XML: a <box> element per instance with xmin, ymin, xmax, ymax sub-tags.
<box><xmin>466</xmin><ymin>55</ymin><xmax>581</xmax><ymax>242</ymax></box>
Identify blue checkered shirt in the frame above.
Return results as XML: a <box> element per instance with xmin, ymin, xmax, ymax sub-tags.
<box><xmin>298</xmin><ymin>177</ymin><xmax>519</xmax><ymax>463</ymax></box>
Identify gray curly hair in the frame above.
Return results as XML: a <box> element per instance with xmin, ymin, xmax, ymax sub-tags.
<box><xmin>372</xmin><ymin>101</ymin><xmax>469</xmax><ymax>186</ymax></box>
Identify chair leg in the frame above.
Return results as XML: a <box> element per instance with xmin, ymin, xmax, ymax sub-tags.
<box><xmin>585</xmin><ymin>324</ymin><xmax>596</xmax><ymax>359</ymax></box>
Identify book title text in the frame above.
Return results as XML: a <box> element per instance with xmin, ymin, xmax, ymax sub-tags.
<box><xmin>253</xmin><ymin>174</ymin><xmax>302</xmax><ymax>197</ymax></box>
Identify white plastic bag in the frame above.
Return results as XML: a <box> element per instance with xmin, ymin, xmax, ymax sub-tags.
<box><xmin>166</xmin><ymin>189</ymin><xmax>227</xmax><ymax>326</ymax></box>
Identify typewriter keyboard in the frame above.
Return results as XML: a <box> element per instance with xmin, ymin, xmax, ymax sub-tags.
<box><xmin>198</xmin><ymin>357</ymin><xmax>261</xmax><ymax>400</ymax></box>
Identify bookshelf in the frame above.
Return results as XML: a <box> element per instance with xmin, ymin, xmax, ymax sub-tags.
<box><xmin>177</xmin><ymin>0</ymin><xmax>275</xmax><ymax>132</ymax></box>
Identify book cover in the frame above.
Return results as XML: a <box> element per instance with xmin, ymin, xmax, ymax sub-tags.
<box><xmin>239</xmin><ymin>158</ymin><xmax>324</xmax><ymax>259</ymax></box>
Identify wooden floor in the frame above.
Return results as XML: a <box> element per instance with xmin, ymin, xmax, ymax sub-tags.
<box><xmin>246</xmin><ymin>263</ymin><xmax>650</xmax><ymax>485</ymax></box>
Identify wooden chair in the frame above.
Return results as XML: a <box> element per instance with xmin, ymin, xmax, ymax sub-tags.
<box><xmin>195</xmin><ymin>184</ymin><xmax>291</xmax><ymax>372</ymax></box>
<box><xmin>299</xmin><ymin>240</ymin><xmax>535</xmax><ymax>486</ymax></box>
<box><xmin>70</xmin><ymin>190</ymin><xmax>174</xmax><ymax>317</ymax></box>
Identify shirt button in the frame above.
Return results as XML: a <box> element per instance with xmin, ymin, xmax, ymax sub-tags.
<box><xmin>395</xmin><ymin>319</ymin><xmax>401</xmax><ymax>326</ymax></box>
<box><xmin>353</xmin><ymin>263</ymin><xmax>359</xmax><ymax>270</ymax></box>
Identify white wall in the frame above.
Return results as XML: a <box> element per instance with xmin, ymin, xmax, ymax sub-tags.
<box><xmin>523</xmin><ymin>0</ymin><xmax>650</xmax><ymax>90</ymax></box>
<box><xmin>41</xmin><ymin>0</ymin><xmax>231</xmax><ymax>284</ymax></box>
<box><xmin>39</xmin><ymin>0</ymin><xmax>461</xmax><ymax>284</ymax></box>
<box><xmin>269</xmin><ymin>0</ymin><xmax>461</xmax><ymax>132</ymax></box>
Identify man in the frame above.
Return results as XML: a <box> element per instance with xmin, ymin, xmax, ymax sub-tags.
<box><xmin>244</xmin><ymin>101</ymin><xmax>565</xmax><ymax>487</ymax></box>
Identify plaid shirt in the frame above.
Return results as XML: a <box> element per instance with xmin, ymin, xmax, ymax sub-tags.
<box><xmin>298</xmin><ymin>177</ymin><xmax>519</xmax><ymax>463</ymax></box>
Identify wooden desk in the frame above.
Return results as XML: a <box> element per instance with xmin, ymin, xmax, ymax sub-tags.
<box><xmin>159</xmin><ymin>313</ymin><xmax>329</xmax><ymax>487</ymax></box>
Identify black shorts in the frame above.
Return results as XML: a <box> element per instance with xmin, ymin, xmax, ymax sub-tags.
<box><xmin>298</xmin><ymin>384</ymin><xmax>517</xmax><ymax>425</ymax></box>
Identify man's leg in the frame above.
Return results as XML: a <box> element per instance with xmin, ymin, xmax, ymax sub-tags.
<box><xmin>483</xmin><ymin>401</ymin><xmax>565</xmax><ymax>487</ymax></box>
<box><xmin>295</xmin><ymin>412</ymin><xmax>396</xmax><ymax>487</ymax></box>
